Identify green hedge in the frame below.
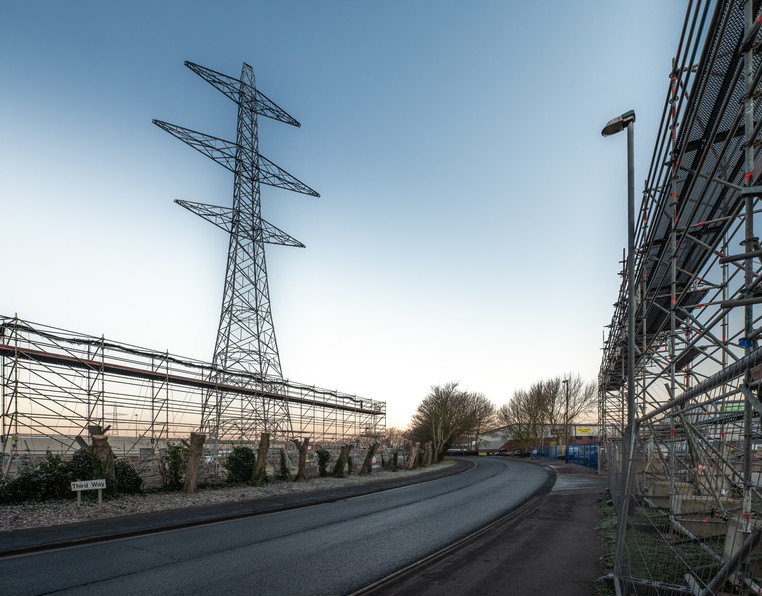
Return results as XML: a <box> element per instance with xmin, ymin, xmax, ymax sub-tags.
<box><xmin>0</xmin><ymin>451</ymin><xmax>143</xmax><ymax>504</ymax></box>
<box><xmin>223</xmin><ymin>446</ymin><xmax>257</xmax><ymax>484</ymax></box>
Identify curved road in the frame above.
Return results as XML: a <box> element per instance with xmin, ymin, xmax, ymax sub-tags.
<box><xmin>0</xmin><ymin>458</ymin><xmax>549</xmax><ymax>595</ymax></box>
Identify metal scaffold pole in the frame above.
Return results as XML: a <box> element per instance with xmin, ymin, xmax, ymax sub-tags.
<box><xmin>0</xmin><ymin>314</ymin><xmax>386</xmax><ymax>473</ymax></box>
<box><xmin>741</xmin><ymin>0</ymin><xmax>757</xmax><ymax>536</ymax></box>
<box><xmin>598</xmin><ymin>0</ymin><xmax>762</xmax><ymax>592</ymax></box>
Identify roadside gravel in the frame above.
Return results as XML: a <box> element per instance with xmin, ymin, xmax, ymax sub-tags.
<box><xmin>1</xmin><ymin>463</ymin><xmax>452</xmax><ymax>532</ymax></box>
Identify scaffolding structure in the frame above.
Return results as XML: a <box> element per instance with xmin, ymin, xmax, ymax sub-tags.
<box><xmin>0</xmin><ymin>315</ymin><xmax>385</xmax><ymax>478</ymax></box>
<box><xmin>0</xmin><ymin>61</ymin><xmax>385</xmax><ymax>478</ymax></box>
<box><xmin>599</xmin><ymin>1</ymin><xmax>762</xmax><ymax>593</ymax></box>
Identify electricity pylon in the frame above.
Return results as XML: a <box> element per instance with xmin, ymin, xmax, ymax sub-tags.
<box><xmin>154</xmin><ymin>61</ymin><xmax>318</xmax><ymax>443</ymax></box>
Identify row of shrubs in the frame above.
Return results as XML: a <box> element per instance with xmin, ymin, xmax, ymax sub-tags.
<box><xmin>0</xmin><ymin>445</ymin><xmax>300</xmax><ymax>503</ymax></box>
<box><xmin>223</xmin><ymin>446</ymin><xmax>403</xmax><ymax>483</ymax></box>
<box><xmin>0</xmin><ymin>451</ymin><xmax>143</xmax><ymax>504</ymax></box>
<box><xmin>224</xmin><ymin>446</ymin><xmax>335</xmax><ymax>483</ymax></box>
<box><xmin>0</xmin><ymin>445</ymin><xmax>406</xmax><ymax>503</ymax></box>
<box><xmin>223</xmin><ymin>445</ymin><xmax>292</xmax><ymax>483</ymax></box>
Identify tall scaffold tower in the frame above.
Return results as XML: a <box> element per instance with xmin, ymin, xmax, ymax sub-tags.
<box><xmin>153</xmin><ymin>61</ymin><xmax>319</xmax><ymax>444</ymax></box>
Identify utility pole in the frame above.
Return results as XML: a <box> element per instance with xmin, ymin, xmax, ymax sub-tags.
<box><xmin>155</xmin><ymin>61</ymin><xmax>319</xmax><ymax>448</ymax></box>
<box><xmin>563</xmin><ymin>378</ymin><xmax>569</xmax><ymax>461</ymax></box>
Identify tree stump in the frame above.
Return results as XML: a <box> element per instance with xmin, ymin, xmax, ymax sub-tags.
<box><xmin>252</xmin><ymin>432</ymin><xmax>270</xmax><ymax>485</ymax></box>
<box><xmin>422</xmin><ymin>441</ymin><xmax>433</xmax><ymax>467</ymax></box>
<box><xmin>184</xmin><ymin>432</ymin><xmax>205</xmax><ymax>493</ymax></box>
<box><xmin>332</xmin><ymin>444</ymin><xmax>353</xmax><ymax>478</ymax></box>
<box><xmin>293</xmin><ymin>438</ymin><xmax>310</xmax><ymax>482</ymax></box>
<box><xmin>87</xmin><ymin>424</ymin><xmax>116</xmax><ymax>494</ymax></box>
<box><xmin>405</xmin><ymin>442</ymin><xmax>420</xmax><ymax>470</ymax></box>
<box><xmin>359</xmin><ymin>442</ymin><xmax>380</xmax><ymax>475</ymax></box>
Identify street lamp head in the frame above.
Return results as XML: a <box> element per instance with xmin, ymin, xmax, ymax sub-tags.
<box><xmin>601</xmin><ymin>109</ymin><xmax>636</xmax><ymax>137</ymax></box>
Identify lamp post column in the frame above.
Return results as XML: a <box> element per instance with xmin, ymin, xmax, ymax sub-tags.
<box><xmin>563</xmin><ymin>378</ymin><xmax>569</xmax><ymax>461</ymax></box>
<box><xmin>627</xmin><ymin>119</ymin><xmax>635</xmax><ymax>438</ymax></box>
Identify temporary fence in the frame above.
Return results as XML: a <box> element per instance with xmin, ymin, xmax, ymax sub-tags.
<box><xmin>529</xmin><ymin>444</ymin><xmax>599</xmax><ymax>470</ymax></box>
<box><xmin>567</xmin><ymin>444</ymin><xmax>598</xmax><ymax>470</ymax></box>
<box><xmin>531</xmin><ymin>445</ymin><xmax>559</xmax><ymax>460</ymax></box>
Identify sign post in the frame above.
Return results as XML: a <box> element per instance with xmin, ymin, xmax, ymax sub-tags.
<box><xmin>71</xmin><ymin>479</ymin><xmax>107</xmax><ymax>507</ymax></box>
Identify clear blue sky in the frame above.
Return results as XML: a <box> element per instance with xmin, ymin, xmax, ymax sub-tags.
<box><xmin>1</xmin><ymin>1</ymin><xmax>688</xmax><ymax>428</ymax></box>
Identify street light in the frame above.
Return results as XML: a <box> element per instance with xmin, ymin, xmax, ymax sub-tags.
<box><xmin>603</xmin><ymin>109</ymin><xmax>637</xmax><ymax>576</ymax></box>
<box><xmin>563</xmin><ymin>378</ymin><xmax>569</xmax><ymax>462</ymax></box>
<box><xmin>601</xmin><ymin>109</ymin><xmax>636</xmax><ymax>442</ymax></box>
<box><xmin>601</xmin><ymin>110</ymin><xmax>635</xmax><ymax>138</ymax></box>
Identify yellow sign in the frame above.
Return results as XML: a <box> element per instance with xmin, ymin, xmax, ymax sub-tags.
<box><xmin>576</xmin><ymin>427</ymin><xmax>592</xmax><ymax>435</ymax></box>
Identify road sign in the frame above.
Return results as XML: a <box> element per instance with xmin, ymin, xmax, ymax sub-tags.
<box><xmin>71</xmin><ymin>479</ymin><xmax>106</xmax><ymax>491</ymax></box>
<box><xmin>71</xmin><ymin>479</ymin><xmax>107</xmax><ymax>506</ymax></box>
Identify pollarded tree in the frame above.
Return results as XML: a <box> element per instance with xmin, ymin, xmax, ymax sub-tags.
<box><xmin>292</xmin><ymin>437</ymin><xmax>310</xmax><ymax>482</ymax></box>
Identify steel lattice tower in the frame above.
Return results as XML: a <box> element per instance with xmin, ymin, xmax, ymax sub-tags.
<box><xmin>154</xmin><ymin>61</ymin><xmax>318</xmax><ymax>442</ymax></box>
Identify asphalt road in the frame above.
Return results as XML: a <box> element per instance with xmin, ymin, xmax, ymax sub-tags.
<box><xmin>370</xmin><ymin>461</ymin><xmax>607</xmax><ymax>596</ymax></box>
<box><xmin>0</xmin><ymin>458</ymin><xmax>549</xmax><ymax>595</ymax></box>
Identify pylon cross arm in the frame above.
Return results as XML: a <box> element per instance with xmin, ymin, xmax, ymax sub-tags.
<box><xmin>256</xmin><ymin>218</ymin><xmax>305</xmax><ymax>247</ymax></box>
<box><xmin>153</xmin><ymin>120</ymin><xmax>238</xmax><ymax>171</ymax></box>
<box><xmin>175</xmin><ymin>200</ymin><xmax>236</xmax><ymax>233</ymax></box>
<box><xmin>257</xmin><ymin>154</ymin><xmax>320</xmax><ymax>197</ymax></box>
<box><xmin>184</xmin><ymin>61</ymin><xmax>301</xmax><ymax>127</ymax></box>
<box><xmin>175</xmin><ymin>200</ymin><xmax>305</xmax><ymax>247</ymax></box>
<box><xmin>154</xmin><ymin>120</ymin><xmax>319</xmax><ymax>197</ymax></box>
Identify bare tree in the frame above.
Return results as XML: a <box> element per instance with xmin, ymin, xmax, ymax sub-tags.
<box><xmin>410</xmin><ymin>382</ymin><xmax>492</xmax><ymax>462</ymax></box>
<box><xmin>496</xmin><ymin>374</ymin><xmax>597</xmax><ymax>451</ymax></box>
<box><xmin>555</xmin><ymin>373</ymin><xmax>597</xmax><ymax>446</ymax></box>
<box><xmin>497</xmin><ymin>387</ymin><xmax>544</xmax><ymax>448</ymax></box>
<box><xmin>535</xmin><ymin>378</ymin><xmax>564</xmax><ymax>443</ymax></box>
<box><xmin>534</xmin><ymin>375</ymin><xmax>597</xmax><ymax>443</ymax></box>
<box><xmin>470</xmin><ymin>392</ymin><xmax>496</xmax><ymax>451</ymax></box>
<box><xmin>384</xmin><ymin>427</ymin><xmax>410</xmax><ymax>449</ymax></box>
<box><xmin>560</xmin><ymin>374</ymin><xmax>597</xmax><ymax>421</ymax></box>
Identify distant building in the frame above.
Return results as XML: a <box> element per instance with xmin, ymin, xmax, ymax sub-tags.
<box><xmin>476</xmin><ymin>423</ymin><xmax>599</xmax><ymax>453</ymax></box>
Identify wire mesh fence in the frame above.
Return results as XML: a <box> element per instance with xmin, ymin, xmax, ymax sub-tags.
<box><xmin>610</xmin><ymin>410</ymin><xmax>762</xmax><ymax>595</ymax></box>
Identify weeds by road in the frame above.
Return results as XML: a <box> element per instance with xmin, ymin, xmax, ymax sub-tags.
<box><xmin>595</xmin><ymin>497</ymin><xmax>615</xmax><ymax>596</ymax></box>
